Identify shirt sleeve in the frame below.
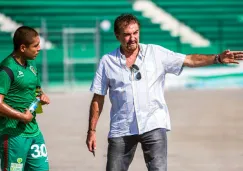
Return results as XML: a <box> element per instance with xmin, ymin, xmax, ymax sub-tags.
<box><xmin>90</xmin><ymin>56</ymin><xmax>109</xmax><ymax>95</ymax></box>
<box><xmin>0</xmin><ymin>70</ymin><xmax>11</xmax><ymax>95</ymax></box>
<box><xmin>156</xmin><ymin>45</ymin><xmax>186</xmax><ymax>75</ymax></box>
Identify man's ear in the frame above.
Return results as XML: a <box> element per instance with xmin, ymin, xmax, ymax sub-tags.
<box><xmin>20</xmin><ymin>44</ymin><xmax>26</xmax><ymax>53</ymax></box>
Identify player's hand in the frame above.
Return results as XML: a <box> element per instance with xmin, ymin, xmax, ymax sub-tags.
<box><xmin>220</xmin><ymin>50</ymin><xmax>243</xmax><ymax>64</ymax></box>
<box><xmin>39</xmin><ymin>93</ymin><xmax>50</xmax><ymax>105</ymax></box>
<box><xmin>21</xmin><ymin>109</ymin><xmax>34</xmax><ymax>124</ymax></box>
<box><xmin>86</xmin><ymin>131</ymin><xmax>96</xmax><ymax>153</ymax></box>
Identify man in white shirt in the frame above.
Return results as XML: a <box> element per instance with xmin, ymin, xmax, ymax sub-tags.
<box><xmin>86</xmin><ymin>14</ymin><xmax>243</xmax><ymax>171</ymax></box>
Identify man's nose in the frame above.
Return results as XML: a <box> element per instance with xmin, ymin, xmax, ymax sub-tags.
<box><xmin>130</xmin><ymin>34</ymin><xmax>135</xmax><ymax>41</ymax></box>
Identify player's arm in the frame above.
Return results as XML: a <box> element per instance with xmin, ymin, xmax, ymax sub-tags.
<box><xmin>0</xmin><ymin>68</ymin><xmax>33</xmax><ymax>123</ymax></box>
<box><xmin>86</xmin><ymin>93</ymin><xmax>105</xmax><ymax>152</ymax></box>
<box><xmin>184</xmin><ymin>50</ymin><xmax>243</xmax><ymax>67</ymax></box>
<box><xmin>0</xmin><ymin>94</ymin><xmax>33</xmax><ymax>124</ymax></box>
<box><xmin>36</xmin><ymin>67</ymin><xmax>50</xmax><ymax>105</ymax></box>
<box><xmin>37</xmin><ymin>87</ymin><xmax>50</xmax><ymax>105</ymax></box>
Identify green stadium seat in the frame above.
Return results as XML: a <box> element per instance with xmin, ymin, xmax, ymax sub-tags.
<box><xmin>0</xmin><ymin>0</ymin><xmax>241</xmax><ymax>85</ymax></box>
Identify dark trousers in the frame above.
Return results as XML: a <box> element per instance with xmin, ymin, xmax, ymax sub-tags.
<box><xmin>106</xmin><ymin>128</ymin><xmax>167</xmax><ymax>171</ymax></box>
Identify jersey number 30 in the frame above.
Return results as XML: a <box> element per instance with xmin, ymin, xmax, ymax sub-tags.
<box><xmin>31</xmin><ymin>144</ymin><xmax>48</xmax><ymax>158</ymax></box>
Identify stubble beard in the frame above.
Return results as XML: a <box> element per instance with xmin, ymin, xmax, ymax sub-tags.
<box><xmin>126</xmin><ymin>43</ymin><xmax>138</xmax><ymax>52</ymax></box>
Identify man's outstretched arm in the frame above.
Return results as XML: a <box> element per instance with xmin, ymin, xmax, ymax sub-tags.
<box><xmin>184</xmin><ymin>50</ymin><xmax>243</xmax><ymax>67</ymax></box>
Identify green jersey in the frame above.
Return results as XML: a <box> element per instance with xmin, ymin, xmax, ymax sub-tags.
<box><xmin>0</xmin><ymin>55</ymin><xmax>41</xmax><ymax>137</ymax></box>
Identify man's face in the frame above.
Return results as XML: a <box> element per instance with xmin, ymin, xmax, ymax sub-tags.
<box><xmin>22</xmin><ymin>36</ymin><xmax>41</xmax><ymax>60</ymax></box>
<box><xmin>116</xmin><ymin>22</ymin><xmax>140</xmax><ymax>53</ymax></box>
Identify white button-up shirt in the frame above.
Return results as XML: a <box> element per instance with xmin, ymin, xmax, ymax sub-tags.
<box><xmin>90</xmin><ymin>43</ymin><xmax>186</xmax><ymax>138</ymax></box>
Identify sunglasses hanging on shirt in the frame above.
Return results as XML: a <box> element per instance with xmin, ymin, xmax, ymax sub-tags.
<box><xmin>130</xmin><ymin>64</ymin><xmax>141</xmax><ymax>81</ymax></box>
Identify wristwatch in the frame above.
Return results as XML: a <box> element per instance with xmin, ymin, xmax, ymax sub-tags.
<box><xmin>214</xmin><ymin>54</ymin><xmax>223</xmax><ymax>64</ymax></box>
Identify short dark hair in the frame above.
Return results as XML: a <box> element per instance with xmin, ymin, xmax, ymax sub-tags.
<box><xmin>13</xmin><ymin>26</ymin><xmax>39</xmax><ymax>50</ymax></box>
<box><xmin>114</xmin><ymin>14</ymin><xmax>140</xmax><ymax>35</ymax></box>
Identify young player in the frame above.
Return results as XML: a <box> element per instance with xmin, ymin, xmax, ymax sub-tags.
<box><xmin>0</xmin><ymin>26</ymin><xmax>50</xmax><ymax>171</ymax></box>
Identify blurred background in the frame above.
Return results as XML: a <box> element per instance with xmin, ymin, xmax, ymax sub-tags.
<box><xmin>0</xmin><ymin>0</ymin><xmax>243</xmax><ymax>171</ymax></box>
<box><xmin>0</xmin><ymin>0</ymin><xmax>243</xmax><ymax>91</ymax></box>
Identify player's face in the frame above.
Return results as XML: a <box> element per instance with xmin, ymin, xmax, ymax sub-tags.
<box><xmin>23</xmin><ymin>36</ymin><xmax>41</xmax><ymax>60</ymax></box>
<box><xmin>116</xmin><ymin>22</ymin><xmax>140</xmax><ymax>53</ymax></box>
